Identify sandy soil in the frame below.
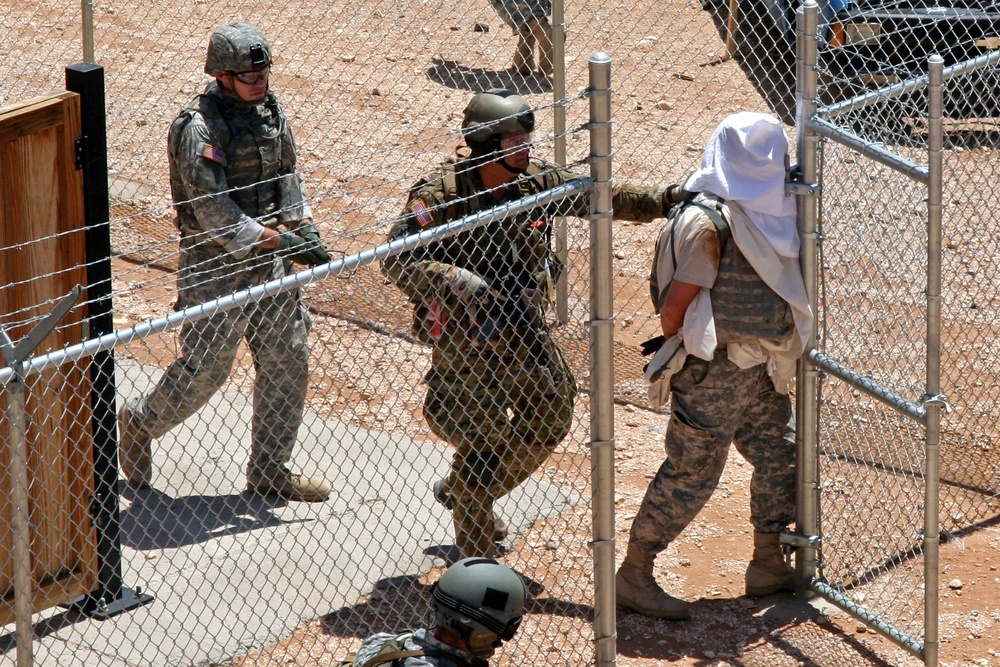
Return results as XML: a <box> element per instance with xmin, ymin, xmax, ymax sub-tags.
<box><xmin>9</xmin><ymin>0</ymin><xmax>998</xmax><ymax>662</ymax></box>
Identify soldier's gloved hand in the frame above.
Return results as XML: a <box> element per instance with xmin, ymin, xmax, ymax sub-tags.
<box><xmin>446</xmin><ymin>267</ymin><xmax>502</xmax><ymax>305</ymax></box>
<box><xmin>294</xmin><ymin>223</ymin><xmax>332</xmax><ymax>265</ymax></box>
<box><xmin>277</xmin><ymin>230</ymin><xmax>329</xmax><ymax>266</ymax></box>
<box><xmin>661</xmin><ymin>183</ymin><xmax>695</xmax><ymax>216</ymax></box>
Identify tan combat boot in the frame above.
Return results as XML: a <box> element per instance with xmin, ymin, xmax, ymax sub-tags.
<box><xmin>247</xmin><ymin>468</ymin><xmax>331</xmax><ymax>503</ymax></box>
<box><xmin>433</xmin><ymin>479</ymin><xmax>507</xmax><ymax>542</ymax></box>
<box><xmin>118</xmin><ymin>403</ymin><xmax>153</xmax><ymax>488</ymax></box>
<box><xmin>745</xmin><ymin>530</ymin><xmax>796</xmax><ymax>597</ymax></box>
<box><xmin>615</xmin><ymin>544</ymin><xmax>690</xmax><ymax>620</ymax></box>
<box><xmin>512</xmin><ymin>27</ymin><xmax>535</xmax><ymax>74</ymax></box>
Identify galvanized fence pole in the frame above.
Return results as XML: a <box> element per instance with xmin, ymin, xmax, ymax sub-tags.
<box><xmin>553</xmin><ymin>0</ymin><xmax>568</xmax><ymax>323</ymax></box>
<box><xmin>587</xmin><ymin>51</ymin><xmax>616</xmax><ymax>667</ymax></box>
<box><xmin>794</xmin><ymin>0</ymin><xmax>821</xmax><ymax>589</ymax></box>
<box><xmin>1</xmin><ymin>286</ymin><xmax>83</xmax><ymax>667</ymax></box>
<box><xmin>1</xmin><ymin>334</ymin><xmax>34</xmax><ymax>667</ymax></box>
<box><xmin>80</xmin><ymin>0</ymin><xmax>95</xmax><ymax>63</ymax></box>
<box><xmin>923</xmin><ymin>53</ymin><xmax>944</xmax><ymax>667</ymax></box>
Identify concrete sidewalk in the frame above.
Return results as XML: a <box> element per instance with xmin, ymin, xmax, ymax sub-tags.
<box><xmin>3</xmin><ymin>360</ymin><xmax>580</xmax><ymax>667</ymax></box>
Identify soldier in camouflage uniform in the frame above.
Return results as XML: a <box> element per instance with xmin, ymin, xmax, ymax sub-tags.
<box><xmin>384</xmin><ymin>89</ymin><xmax>686</xmax><ymax>559</ymax></box>
<box><xmin>616</xmin><ymin>113</ymin><xmax>813</xmax><ymax>619</ymax></box>
<box><xmin>117</xmin><ymin>22</ymin><xmax>332</xmax><ymax>503</ymax></box>
<box><xmin>488</xmin><ymin>0</ymin><xmax>553</xmax><ymax>76</ymax></box>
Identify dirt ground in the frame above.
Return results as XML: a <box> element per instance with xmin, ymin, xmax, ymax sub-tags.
<box><xmin>223</xmin><ymin>381</ymin><xmax>1000</xmax><ymax>667</ymax></box>
<box><xmin>77</xmin><ymin>0</ymin><xmax>1000</xmax><ymax>662</ymax></box>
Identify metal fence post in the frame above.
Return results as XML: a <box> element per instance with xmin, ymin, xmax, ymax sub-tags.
<box><xmin>1</xmin><ymin>286</ymin><xmax>83</xmax><ymax>667</ymax></box>
<box><xmin>64</xmin><ymin>62</ymin><xmax>153</xmax><ymax>618</ymax></box>
<box><xmin>553</xmin><ymin>0</ymin><xmax>569</xmax><ymax>324</ymax></box>
<box><xmin>1</xmin><ymin>339</ymin><xmax>35</xmax><ymax>667</ymax></box>
<box><xmin>794</xmin><ymin>0</ymin><xmax>822</xmax><ymax>590</ymax></box>
<box><xmin>81</xmin><ymin>0</ymin><xmax>95</xmax><ymax>63</ymax></box>
<box><xmin>587</xmin><ymin>51</ymin><xmax>616</xmax><ymax>667</ymax></box>
<box><xmin>923</xmin><ymin>53</ymin><xmax>944</xmax><ymax>667</ymax></box>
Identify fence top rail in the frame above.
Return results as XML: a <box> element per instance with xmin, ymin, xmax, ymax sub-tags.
<box><xmin>818</xmin><ymin>49</ymin><xmax>1000</xmax><ymax>119</ymax></box>
<box><xmin>806</xmin><ymin>116</ymin><xmax>929</xmax><ymax>183</ymax></box>
<box><xmin>0</xmin><ymin>177</ymin><xmax>592</xmax><ymax>385</ymax></box>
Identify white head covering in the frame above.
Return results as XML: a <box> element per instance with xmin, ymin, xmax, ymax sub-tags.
<box><xmin>684</xmin><ymin>113</ymin><xmax>799</xmax><ymax>257</ymax></box>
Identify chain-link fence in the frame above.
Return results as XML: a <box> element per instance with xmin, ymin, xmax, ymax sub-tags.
<box><xmin>2</xmin><ymin>80</ymin><xmax>607</xmax><ymax>667</ymax></box>
<box><xmin>5</xmin><ymin>0</ymin><xmax>1000</xmax><ymax>665</ymax></box>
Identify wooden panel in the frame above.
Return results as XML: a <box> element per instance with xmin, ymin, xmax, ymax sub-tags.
<box><xmin>0</xmin><ymin>91</ymin><xmax>97</xmax><ymax>624</ymax></box>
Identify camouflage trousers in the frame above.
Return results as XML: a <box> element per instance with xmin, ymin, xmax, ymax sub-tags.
<box><xmin>425</xmin><ymin>326</ymin><xmax>576</xmax><ymax>559</ymax></box>
<box><xmin>128</xmin><ymin>241</ymin><xmax>311</xmax><ymax>479</ymax></box>
<box><xmin>488</xmin><ymin>0</ymin><xmax>551</xmax><ymax>28</ymax></box>
<box><xmin>628</xmin><ymin>350</ymin><xmax>796</xmax><ymax>556</ymax></box>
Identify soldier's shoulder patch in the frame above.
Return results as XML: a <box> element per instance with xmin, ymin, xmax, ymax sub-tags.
<box><xmin>200</xmin><ymin>143</ymin><xmax>226</xmax><ymax>165</ymax></box>
<box><xmin>409</xmin><ymin>200</ymin><xmax>433</xmax><ymax>228</ymax></box>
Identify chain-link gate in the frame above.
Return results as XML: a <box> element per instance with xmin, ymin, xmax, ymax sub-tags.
<box><xmin>793</xmin><ymin>1</ymin><xmax>1000</xmax><ymax>665</ymax></box>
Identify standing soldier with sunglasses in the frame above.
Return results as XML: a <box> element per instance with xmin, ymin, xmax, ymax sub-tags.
<box><xmin>384</xmin><ymin>88</ymin><xmax>686</xmax><ymax>559</ymax></box>
<box><xmin>118</xmin><ymin>21</ymin><xmax>332</xmax><ymax>502</ymax></box>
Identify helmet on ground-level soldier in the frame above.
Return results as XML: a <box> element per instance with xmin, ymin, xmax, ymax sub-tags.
<box><xmin>431</xmin><ymin>557</ymin><xmax>526</xmax><ymax>657</ymax></box>
<box><xmin>204</xmin><ymin>21</ymin><xmax>273</xmax><ymax>77</ymax></box>
<box><xmin>461</xmin><ymin>89</ymin><xmax>535</xmax><ymax>160</ymax></box>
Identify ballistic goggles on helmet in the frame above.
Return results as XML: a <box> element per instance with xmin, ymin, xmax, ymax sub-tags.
<box><xmin>499</xmin><ymin>133</ymin><xmax>532</xmax><ymax>152</ymax></box>
<box><xmin>231</xmin><ymin>64</ymin><xmax>270</xmax><ymax>84</ymax></box>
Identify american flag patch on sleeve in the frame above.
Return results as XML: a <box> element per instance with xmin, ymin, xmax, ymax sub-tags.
<box><xmin>410</xmin><ymin>200</ymin><xmax>433</xmax><ymax>227</ymax></box>
<box><xmin>200</xmin><ymin>143</ymin><xmax>226</xmax><ymax>165</ymax></box>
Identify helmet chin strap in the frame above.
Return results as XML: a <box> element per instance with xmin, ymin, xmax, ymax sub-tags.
<box><xmin>497</xmin><ymin>153</ymin><xmax>528</xmax><ymax>175</ymax></box>
<box><xmin>467</xmin><ymin>629</ymin><xmax>501</xmax><ymax>657</ymax></box>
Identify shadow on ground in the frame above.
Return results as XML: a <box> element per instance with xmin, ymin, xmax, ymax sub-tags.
<box><xmin>427</xmin><ymin>57</ymin><xmax>553</xmax><ymax>95</ymax></box>
<box><xmin>698</xmin><ymin>0</ymin><xmax>797</xmax><ymax>125</ymax></box>
<box><xmin>118</xmin><ymin>485</ymin><xmax>307</xmax><ymax>550</ymax></box>
<box><xmin>616</xmin><ymin>593</ymin><xmax>901</xmax><ymax>666</ymax></box>
<box><xmin>320</xmin><ymin>569</ymin><xmax>594</xmax><ymax>643</ymax></box>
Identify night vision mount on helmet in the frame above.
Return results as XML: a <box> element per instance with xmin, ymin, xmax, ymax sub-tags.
<box><xmin>461</xmin><ymin>89</ymin><xmax>535</xmax><ymax>157</ymax></box>
<box><xmin>204</xmin><ymin>21</ymin><xmax>273</xmax><ymax>77</ymax></box>
<box><xmin>431</xmin><ymin>557</ymin><xmax>526</xmax><ymax>644</ymax></box>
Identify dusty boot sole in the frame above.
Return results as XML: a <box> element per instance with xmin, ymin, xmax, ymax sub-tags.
<box><xmin>493</xmin><ymin>516</ymin><xmax>509</xmax><ymax>542</ymax></box>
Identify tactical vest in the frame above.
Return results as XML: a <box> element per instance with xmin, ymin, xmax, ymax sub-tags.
<box><xmin>649</xmin><ymin>200</ymin><xmax>730</xmax><ymax>314</ymax></box>
<box><xmin>650</xmin><ymin>198</ymin><xmax>793</xmax><ymax>344</ymax></box>
<box><xmin>439</xmin><ymin>158</ymin><xmax>551</xmax><ymax>222</ymax></box>
<box><xmin>397</xmin><ymin>159</ymin><xmax>567</xmax><ymax>345</ymax></box>
<box><xmin>712</xmin><ymin>227</ymin><xmax>794</xmax><ymax>344</ymax></box>
<box><xmin>170</xmin><ymin>86</ymin><xmax>296</xmax><ymax>236</ymax></box>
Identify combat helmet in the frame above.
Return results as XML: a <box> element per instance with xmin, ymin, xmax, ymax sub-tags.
<box><xmin>204</xmin><ymin>22</ymin><xmax>273</xmax><ymax>77</ymax></box>
<box><xmin>461</xmin><ymin>89</ymin><xmax>535</xmax><ymax>156</ymax></box>
<box><xmin>431</xmin><ymin>557</ymin><xmax>526</xmax><ymax>653</ymax></box>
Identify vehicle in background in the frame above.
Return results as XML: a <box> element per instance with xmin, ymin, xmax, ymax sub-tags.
<box><xmin>763</xmin><ymin>0</ymin><xmax>1000</xmax><ymax>115</ymax></box>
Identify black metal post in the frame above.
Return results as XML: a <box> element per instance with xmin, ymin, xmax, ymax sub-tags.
<box><xmin>64</xmin><ymin>62</ymin><xmax>153</xmax><ymax>618</ymax></box>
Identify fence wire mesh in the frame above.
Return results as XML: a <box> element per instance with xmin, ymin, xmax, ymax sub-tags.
<box><xmin>808</xmin><ymin>8</ymin><xmax>1000</xmax><ymax>653</ymax></box>
<box><xmin>5</xmin><ymin>0</ymin><xmax>1000</xmax><ymax>664</ymax></box>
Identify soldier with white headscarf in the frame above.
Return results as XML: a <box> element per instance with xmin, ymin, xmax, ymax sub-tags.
<box><xmin>616</xmin><ymin>112</ymin><xmax>813</xmax><ymax>620</ymax></box>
